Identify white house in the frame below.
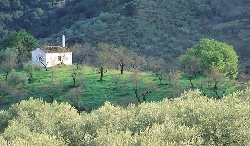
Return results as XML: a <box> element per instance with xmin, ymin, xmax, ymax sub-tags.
<box><xmin>31</xmin><ymin>35</ymin><xmax>72</xmax><ymax>67</ymax></box>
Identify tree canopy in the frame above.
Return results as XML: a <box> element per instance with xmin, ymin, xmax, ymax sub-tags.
<box><xmin>0</xmin><ymin>48</ymin><xmax>18</xmax><ymax>80</ymax></box>
<box><xmin>0</xmin><ymin>29</ymin><xmax>39</xmax><ymax>62</ymax></box>
<box><xmin>0</xmin><ymin>89</ymin><xmax>250</xmax><ymax>145</ymax></box>
<box><xmin>180</xmin><ymin>38</ymin><xmax>238</xmax><ymax>79</ymax></box>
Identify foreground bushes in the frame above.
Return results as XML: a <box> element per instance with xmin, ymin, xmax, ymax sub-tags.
<box><xmin>0</xmin><ymin>89</ymin><xmax>249</xmax><ymax>145</ymax></box>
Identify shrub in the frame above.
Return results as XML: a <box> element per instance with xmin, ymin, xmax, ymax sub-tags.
<box><xmin>0</xmin><ymin>89</ymin><xmax>250</xmax><ymax>145</ymax></box>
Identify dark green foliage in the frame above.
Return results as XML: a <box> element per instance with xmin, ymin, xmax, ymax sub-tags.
<box><xmin>1</xmin><ymin>0</ymin><xmax>250</xmax><ymax>65</ymax></box>
<box><xmin>0</xmin><ymin>29</ymin><xmax>39</xmax><ymax>62</ymax></box>
<box><xmin>100</xmin><ymin>0</ymin><xmax>118</xmax><ymax>12</ymax></box>
<box><xmin>123</xmin><ymin>2</ymin><xmax>138</xmax><ymax>17</ymax></box>
<box><xmin>0</xmin><ymin>0</ymin><xmax>10</xmax><ymax>11</ymax></box>
<box><xmin>0</xmin><ymin>0</ymin><xmax>102</xmax><ymax>38</ymax></box>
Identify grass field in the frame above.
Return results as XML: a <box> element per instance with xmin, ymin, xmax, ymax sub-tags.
<box><xmin>0</xmin><ymin>65</ymin><xmax>247</xmax><ymax>111</ymax></box>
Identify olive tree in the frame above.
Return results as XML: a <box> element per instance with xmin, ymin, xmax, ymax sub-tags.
<box><xmin>71</xmin><ymin>68</ymin><xmax>84</xmax><ymax>87</ymax></box>
<box><xmin>65</xmin><ymin>86</ymin><xmax>88</xmax><ymax>113</ymax></box>
<box><xmin>0</xmin><ymin>48</ymin><xmax>18</xmax><ymax>80</ymax></box>
<box><xmin>147</xmin><ymin>57</ymin><xmax>166</xmax><ymax>84</ymax></box>
<box><xmin>180</xmin><ymin>38</ymin><xmax>238</xmax><ymax>79</ymax></box>
<box><xmin>113</xmin><ymin>45</ymin><xmax>132</xmax><ymax>74</ymax></box>
<box><xmin>200</xmin><ymin>66</ymin><xmax>234</xmax><ymax>99</ymax></box>
<box><xmin>37</xmin><ymin>80</ymin><xmax>62</xmax><ymax>103</ymax></box>
<box><xmin>129</xmin><ymin>69</ymin><xmax>155</xmax><ymax>103</ymax></box>
<box><xmin>72</xmin><ymin>43</ymin><xmax>95</xmax><ymax>68</ymax></box>
<box><xmin>181</xmin><ymin>56</ymin><xmax>202</xmax><ymax>88</ymax></box>
<box><xmin>6</xmin><ymin>69</ymin><xmax>28</xmax><ymax>87</ymax></box>
<box><xmin>128</xmin><ymin>52</ymin><xmax>147</xmax><ymax>71</ymax></box>
<box><xmin>23</xmin><ymin>60</ymin><xmax>36</xmax><ymax>82</ymax></box>
<box><xmin>96</xmin><ymin>43</ymin><xmax>114</xmax><ymax>81</ymax></box>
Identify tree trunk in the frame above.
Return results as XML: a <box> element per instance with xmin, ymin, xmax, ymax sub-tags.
<box><xmin>73</xmin><ymin>77</ymin><xmax>76</xmax><ymax>87</ymax></box>
<box><xmin>100</xmin><ymin>66</ymin><xmax>104</xmax><ymax>81</ymax></box>
<box><xmin>49</xmin><ymin>93</ymin><xmax>57</xmax><ymax>103</ymax></box>
<box><xmin>120</xmin><ymin>63</ymin><xmax>125</xmax><ymax>74</ymax></box>
<box><xmin>5</xmin><ymin>71</ymin><xmax>9</xmax><ymax>80</ymax></box>
<box><xmin>134</xmin><ymin>88</ymin><xmax>141</xmax><ymax>103</ymax></box>
<box><xmin>156</xmin><ymin>74</ymin><xmax>163</xmax><ymax>84</ymax></box>
<box><xmin>189</xmin><ymin>77</ymin><xmax>194</xmax><ymax>88</ymax></box>
<box><xmin>29</xmin><ymin>72</ymin><xmax>33</xmax><ymax>81</ymax></box>
<box><xmin>72</xmin><ymin>69</ymin><xmax>76</xmax><ymax>86</ymax></box>
<box><xmin>141</xmin><ymin>91</ymin><xmax>151</xmax><ymax>102</ymax></box>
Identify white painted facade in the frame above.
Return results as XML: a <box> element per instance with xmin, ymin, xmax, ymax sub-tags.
<box><xmin>31</xmin><ymin>47</ymin><xmax>72</xmax><ymax>67</ymax></box>
<box><xmin>31</xmin><ymin>35</ymin><xmax>72</xmax><ymax>67</ymax></box>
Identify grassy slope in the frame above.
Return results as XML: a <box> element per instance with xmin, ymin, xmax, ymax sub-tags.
<box><xmin>0</xmin><ymin>65</ymin><xmax>246</xmax><ymax>111</ymax></box>
<box><xmin>27</xmin><ymin>66</ymin><xmax>170</xmax><ymax>110</ymax></box>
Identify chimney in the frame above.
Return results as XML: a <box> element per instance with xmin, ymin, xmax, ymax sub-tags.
<box><xmin>62</xmin><ymin>35</ymin><xmax>65</xmax><ymax>47</ymax></box>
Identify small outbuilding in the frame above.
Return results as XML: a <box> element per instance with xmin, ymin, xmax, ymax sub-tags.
<box><xmin>31</xmin><ymin>35</ymin><xmax>72</xmax><ymax>67</ymax></box>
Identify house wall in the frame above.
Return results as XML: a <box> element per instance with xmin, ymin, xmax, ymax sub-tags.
<box><xmin>46</xmin><ymin>52</ymin><xmax>72</xmax><ymax>67</ymax></box>
<box><xmin>31</xmin><ymin>48</ymin><xmax>47</xmax><ymax>67</ymax></box>
<box><xmin>31</xmin><ymin>48</ymin><xmax>72</xmax><ymax>67</ymax></box>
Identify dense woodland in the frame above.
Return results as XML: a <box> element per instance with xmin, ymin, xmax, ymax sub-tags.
<box><xmin>0</xmin><ymin>0</ymin><xmax>250</xmax><ymax>145</ymax></box>
<box><xmin>1</xmin><ymin>0</ymin><xmax>250</xmax><ymax>62</ymax></box>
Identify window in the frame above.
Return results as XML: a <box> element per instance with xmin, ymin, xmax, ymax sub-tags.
<box><xmin>58</xmin><ymin>56</ymin><xmax>62</xmax><ymax>61</ymax></box>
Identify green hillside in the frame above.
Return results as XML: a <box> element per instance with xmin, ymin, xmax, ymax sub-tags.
<box><xmin>0</xmin><ymin>65</ymin><xmax>246</xmax><ymax>111</ymax></box>
<box><xmin>1</xmin><ymin>0</ymin><xmax>250</xmax><ymax>62</ymax></box>
<box><xmin>1</xmin><ymin>1</ymin><xmax>250</xmax><ymax>144</ymax></box>
<box><xmin>1</xmin><ymin>0</ymin><xmax>250</xmax><ymax>110</ymax></box>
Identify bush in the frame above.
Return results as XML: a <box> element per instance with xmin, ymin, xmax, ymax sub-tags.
<box><xmin>0</xmin><ymin>89</ymin><xmax>249</xmax><ymax>145</ymax></box>
<box><xmin>6</xmin><ymin>70</ymin><xmax>28</xmax><ymax>86</ymax></box>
